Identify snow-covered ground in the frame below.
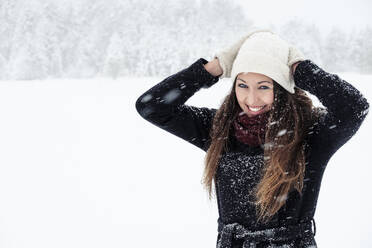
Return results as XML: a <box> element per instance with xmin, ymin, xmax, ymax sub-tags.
<box><xmin>0</xmin><ymin>73</ymin><xmax>370</xmax><ymax>248</ymax></box>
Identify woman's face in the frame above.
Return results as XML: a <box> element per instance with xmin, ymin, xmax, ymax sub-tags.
<box><xmin>235</xmin><ymin>72</ymin><xmax>274</xmax><ymax>118</ymax></box>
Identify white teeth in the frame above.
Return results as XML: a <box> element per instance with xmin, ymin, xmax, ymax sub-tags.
<box><xmin>248</xmin><ymin>106</ymin><xmax>264</xmax><ymax>112</ymax></box>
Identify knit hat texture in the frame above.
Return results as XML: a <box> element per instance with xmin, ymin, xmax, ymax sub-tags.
<box><xmin>230</xmin><ymin>31</ymin><xmax>295</xmax><ymax>94</ymax></box>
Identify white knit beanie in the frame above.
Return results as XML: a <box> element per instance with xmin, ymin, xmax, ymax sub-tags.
<box><xmin>230</xmin><ymin>31</ymin><xmax>295</xmax><ymax>94</ymax></box>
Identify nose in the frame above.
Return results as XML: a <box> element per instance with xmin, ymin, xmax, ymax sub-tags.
<box><xmin>245</xmin><ymin>90</ymin><xmax>261</xmax><ymax>106</ymax></box>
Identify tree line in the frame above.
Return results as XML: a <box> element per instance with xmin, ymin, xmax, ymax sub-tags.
<box><xmin>0</xmin><ymin>0</ymin><xmax>371</xmax><ymax>80</ymax></box>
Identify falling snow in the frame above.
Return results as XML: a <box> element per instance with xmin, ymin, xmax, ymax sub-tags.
<box><xmin>163</xmin><ymin>89</ymin><xmax>182</xmax><ymax>103</ymax></box>
<box><xmin>140</xmin><ymin>93</ymin><xmax>153</xmax><ymax>103</ymax></box>
<box><xmin>276</xmin><ymin>129</ymin><xmax>287</xmax><ymax>137</ymax></box>
<box><xmin>136</xmin><ymin>58</ymin><xmax>370</xmax><ymax>248</ymax></box>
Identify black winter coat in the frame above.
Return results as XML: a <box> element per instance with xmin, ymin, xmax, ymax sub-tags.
<box><xmin>135</xmin><ymin>58</ymin><xmax>369</xmax><ymax>248</ymax></box>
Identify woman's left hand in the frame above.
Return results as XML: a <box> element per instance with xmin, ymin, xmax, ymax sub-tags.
<box><xmin>288</xmin><ymin>45</ymin><xmax>305</xmax><ymax>76</ymax></box>
<box><xmin>291</xmin><ymin>61</ymin><xmax>301</xmax><ymax>76</ymax></box>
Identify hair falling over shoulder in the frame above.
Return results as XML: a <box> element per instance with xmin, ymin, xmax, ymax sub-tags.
<box><xmin>201</xmin><ymin>78</ymin><xmax>322</xmax><ymax>224</ymax></box>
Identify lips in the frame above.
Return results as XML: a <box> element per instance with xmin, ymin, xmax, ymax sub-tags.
<box><xmin>246</xmin><ymin>105</ymin><xmax>266</xmax><ymax>115</ymax></box>
<box><xmin>249</xmin><ymin>106</ymin><xmax>264</xmax><ymax>111</ymax></box>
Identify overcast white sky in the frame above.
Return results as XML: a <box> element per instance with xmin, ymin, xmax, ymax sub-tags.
<box><xmin>236</xmin><ymin>0</ymin><xmax>372</xmax><ymax>34</ymax></box>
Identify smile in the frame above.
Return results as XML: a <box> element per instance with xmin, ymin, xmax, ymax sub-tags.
<box><xmin>246</xmin><ymin>105</ymin><xmax>266</xmax><ymax>115</ymax></box>
<box><xmin>248</xmin><ymin>105</ymin><xmax>265</xmax><ymax>112</ymax></box>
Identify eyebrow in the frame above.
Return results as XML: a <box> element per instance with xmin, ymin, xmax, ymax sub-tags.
<box><xmin>237</xmin><ymin>78</ymin><xmax>273</xmax><ymax>84</ymax></box>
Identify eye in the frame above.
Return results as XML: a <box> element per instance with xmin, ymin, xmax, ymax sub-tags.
<box><xmin>238</xmin><ymin>84</ymin><xmax>271</xmax><ymax>89</ymax></box>
<box><xmin>259</xmin><ymin>86</ymin><xmax>270</xmax><ymax>89</ymax></box>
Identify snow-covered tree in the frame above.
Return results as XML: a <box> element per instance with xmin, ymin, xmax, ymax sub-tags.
<box><xmin>8</xmin><ymin>2</ymin><xmax>44</xmax><ymax>80</ymax></box>
<box><xmin>276</xmin><ymin>18</ymin><xmax>324</xmax><ymax>66</ymax></box>
<box><xmin>102</xmin><ymin>32</ymin><xmax>126</xmax><ymax>79</ymax></box>
<box><xmin>323</xmin><ymin>27</ymin><xmax>350</xmax><ymax>72</ymax></box>
<box><xmin>358</xmin><ymin>26</ymin><xmax>372</xmax><ymax>73</ymax></box>
<box><xmin>0</xmin><ymin>0</ymin><xmax>370</xmax><ymax>79</ymax></box>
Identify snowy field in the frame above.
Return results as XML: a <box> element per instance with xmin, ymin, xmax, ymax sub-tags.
<box><xmin>0</xmin><ymin>73</ymin><xmax>371</xmax><ymax>248</ymax></box>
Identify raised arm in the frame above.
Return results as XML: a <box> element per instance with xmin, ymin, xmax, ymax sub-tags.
<box><xmin>135</xmin><ymin>58</ymin><xmax>221</xmax><ymax>152</ymax></box>
<box><xmin>293</xmin><ymin>60</ymin><xmax>370</xmax><ymax>160</ymax></box>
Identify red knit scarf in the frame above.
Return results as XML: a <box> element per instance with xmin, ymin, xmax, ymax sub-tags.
<box><xmin>233</xmin><ymin>110</ymin><xmax>271</xmax><ymax>147</ymax></box>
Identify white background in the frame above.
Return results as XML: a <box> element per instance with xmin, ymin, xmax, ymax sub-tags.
<box><xmin>0</xmin><ymin>72</ymin><xmax>371</xmax><ymax>247</ymax></box>
<box><xmin>0</xmin><ymin>0</ymin><xmax>371</xmax><ymax>247</ymax></box>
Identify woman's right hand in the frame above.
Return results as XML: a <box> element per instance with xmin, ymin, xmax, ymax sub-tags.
<box><xmin>203</xmin><ymin>58</ymin><xmax>223</xmax><ymax>77</ymax></box>
<box><xmin>213</xmin><ymin>28</ymin><xmax>274</xmax><ymax>79</ymax></box>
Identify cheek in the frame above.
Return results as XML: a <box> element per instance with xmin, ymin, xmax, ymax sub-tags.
<box><xmin>235</xmin><ymin>89</ymin><xmax>243</xmax><ymax>101</ymax></box>
<box><xmin>262</xmin><ymin>89</ymin><xmax>274</xmax><ymax>104</ymax></box>
<box><xmin>265</xmin><ymin>92</ymin><xmax>274</xmax><ymax>104</ymax></box>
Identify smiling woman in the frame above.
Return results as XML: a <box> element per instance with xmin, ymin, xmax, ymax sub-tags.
<box><xmin>135</xmin><ymin>29</ymin><xmax>369</xmax><ymax>248</ymax></box>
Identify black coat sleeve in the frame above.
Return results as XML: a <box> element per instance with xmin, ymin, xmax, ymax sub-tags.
<box><xmin>135</xmin><ymin>58</ymin><xmax>220</xmax><ymax>152</ymax></box>
<box><xmin>293</xmin><ymin>60</ymin><xmax>370</xmax><ymax>160</ymax></box>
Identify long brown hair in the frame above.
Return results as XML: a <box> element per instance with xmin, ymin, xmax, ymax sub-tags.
<box><xmin>201</xmin><ymin>76</ymin><xmax>320</xmax><ymax>224</ymax></box>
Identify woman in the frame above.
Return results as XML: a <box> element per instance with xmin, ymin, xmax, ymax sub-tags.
<box><xmin>135</xmin><ymin>30</ymin><xmax>369</xmax><ymax>248</ymax></box>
